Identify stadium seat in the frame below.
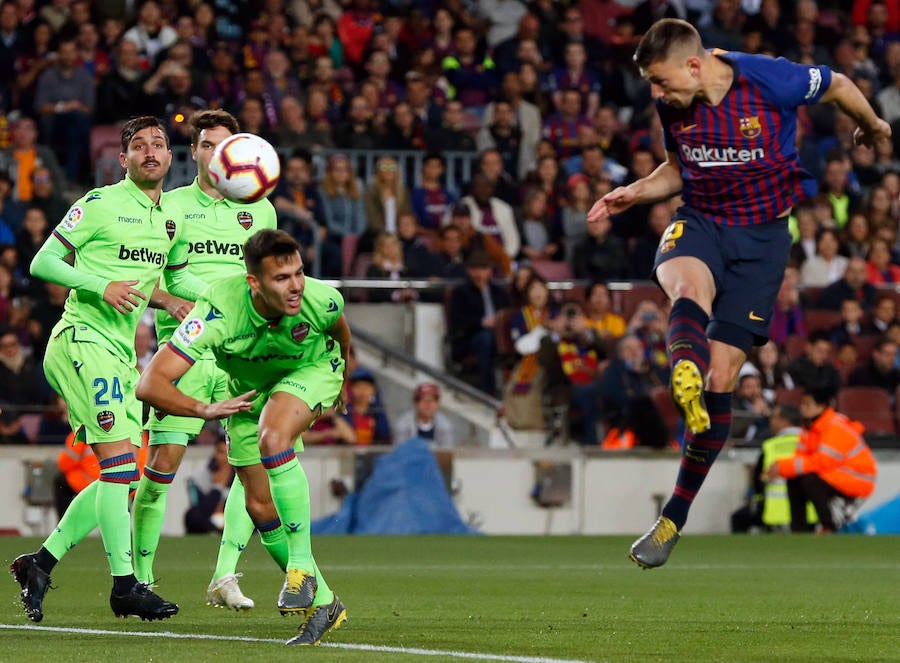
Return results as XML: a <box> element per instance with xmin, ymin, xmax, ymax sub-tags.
<box><xmin>784</xmin><ymin>335</ymin><xmax>808</xmax><ymax>361</ymax></box>
<box><xmin>615</xmin><ymin>282</ymin><xmax>667</xmax><ymax>321</ymax></box>
<box><xmin>852</xmin><ymin>335</ymin><xmax>878</xmax><ymax>364</ymax></box>
<box><xmin>774</xmin><ymin>386</ymin><xmax>803</xmax><ymax>406</ymax></box>
<box><xmin>530</xmin><ymin>260</ymin><xmax>573</xmax><ymax>282</ymax></box>
<box><xmin>837</xmin><ymin>386</ymin><xmax>895</xmax><ymax>435</ymax></box>
<box><xmin>804</xmin><ymin>309</ymin><xmax>843</xmax><ymax>334</ymax></box>
<box><xmin>649</xmin><ymin>385</ymin><xmax>681</xmax><ymax>437</ymax></box>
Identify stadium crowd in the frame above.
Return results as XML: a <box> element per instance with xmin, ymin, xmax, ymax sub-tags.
<box><xmin>2</xmin><ymin>0</ymin><xmax>900</xmax><ymax>446</ymax></box>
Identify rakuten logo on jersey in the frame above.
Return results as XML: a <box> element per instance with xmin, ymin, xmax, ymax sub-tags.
<box><xmin>680</xmin><ymin>144</ymin><xmax>765</xmax><ymax>167</ymax></box>
<box><xmin>118</xmin><ymin>245</ymin><xmax>165</xmax><ymax>265</ymax></box>
<box><xmin>189</xmin><ymin>240</ymin><xmax>243</xmax><ymax>258</ymax></box>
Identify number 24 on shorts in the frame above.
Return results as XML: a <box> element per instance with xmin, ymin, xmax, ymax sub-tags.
<box><xmin>94</xmin><ymin>377</ymin><xmax>124</xmax><ymax>405</ymax></box>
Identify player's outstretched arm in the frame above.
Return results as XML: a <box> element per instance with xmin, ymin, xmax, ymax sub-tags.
<box><xmin>586</xmin><ymin>155</ymin><xmax>683</xmax><ymax>224</ymax></box>
<box><xmin>149</xmin><ymin>284</ymin><xmax>195</xmax><ymax>322</ymax></box>
<box><xmin>30</xmin><ymin>233</ymin><xmax>110</xmax><ymax>297</ymax></box>
<box><xmin>136</xmin><ymin>344</ymin><xmax>256</xmax><ymax>419</ymax></box>
<box><xmin>820</xmin><ymin>72</ymin><xmax>892</xmax><ymax>148</ymax></box>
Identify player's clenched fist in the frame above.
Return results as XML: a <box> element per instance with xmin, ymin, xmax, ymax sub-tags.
<box><xmin>103</xmin><ymin>280</ymin><xmax>148</xmax><ymax>314</ymax></box>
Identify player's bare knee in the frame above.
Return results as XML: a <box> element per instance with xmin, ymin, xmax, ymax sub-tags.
<box><xmin>257</xmin><ymin>426</ymin><xmax>293</xmax><ymax>456</ymax></box>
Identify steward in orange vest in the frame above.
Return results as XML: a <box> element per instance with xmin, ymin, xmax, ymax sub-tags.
<box><xmin>769</xmin><ymin>387</ymin><xmax>877</xmax><ymax>532</ymax></box>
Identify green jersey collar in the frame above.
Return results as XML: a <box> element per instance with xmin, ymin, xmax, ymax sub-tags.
<box><xmin>191</xmin><ymin>177</ymin><xmax>248</xmax><ymax>208</ymax></box>
<box><xmin>246</xmin><ymin>284</ymin><xmax>284</xmax><ymax>329</ymax></box>
<box><xmin>122</xmin><ymin>174</ymin><xmax>165</xmax><ymax>209</ymax></box>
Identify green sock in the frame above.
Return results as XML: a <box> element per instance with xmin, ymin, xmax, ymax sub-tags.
<box><xmin>258</xmin><ymin>524</ymin><xmax>289</xmax><ymax>571</ymax></box>
<box><xmin>310</xmin><ymin>558</ymin><xmax>334</xmax><ymax>607</ymax></box>
<box><xmin>97</xmin><ymin>452</ymin><xmax>139</xmax><ymax>577</ymax></box>
<box><xmin>212</xmin><ymin>474</ymin><xmax>256</xmax><ymax>581</ymax></box>
<box><xmin>43</xmin><ymin>480</ymin><xmax>100</xmax><ymax>560</ymax></box>
<box><xmin>261</xmin><ymin>451</ymin><xmax>312</xmax><ymax>571</ymax></box>
<box><xmin>132</xmin><ymin>466</ymin><xmax>175</xmax><ymax>583</ymax></box>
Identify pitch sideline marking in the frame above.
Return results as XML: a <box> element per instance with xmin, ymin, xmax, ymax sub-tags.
<box><xmin>0</xmin><ymin>624</ymin><xmax>594</xmax><ymax>663</ymax></box>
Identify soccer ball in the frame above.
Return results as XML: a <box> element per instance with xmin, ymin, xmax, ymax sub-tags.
<box><xmin>208</xmin><ymin>133</ymin><xmax>281</xmax><ymax>203</ymax></box>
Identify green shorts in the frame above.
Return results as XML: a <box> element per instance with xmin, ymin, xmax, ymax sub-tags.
<box><xmin>44</xmin><ymin>324</ymin><xmax>142</xmax><ymax>446</ymax></box>
<box><xmin>146</xmin><ymin>354</ymin><xmax>229</xmax><ymax>441</ymax></box>
<box><xmin>225</xmin><ymin>351</ymin><xmax>344</xmax><ymax>467</ymax></box>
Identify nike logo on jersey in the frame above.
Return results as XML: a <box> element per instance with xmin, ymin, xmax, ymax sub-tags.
<box><xmin>680</xmin><ymin>123</ymin><xmax>698</xmax><ymax>132</ymax></box>
<box><xmin>326</xmin><ymin>299</ymin><xmax>339</xmax><ymax>313</ymax></box>
<box><xmin>748</xmin><ymin>311</ymin><xmax>765</xmax><ymax>321</ymax></box>
<box><xmin>205</xmin><ymin>307</ymin><xmax>224</xmax><ymax>321</ymax></box>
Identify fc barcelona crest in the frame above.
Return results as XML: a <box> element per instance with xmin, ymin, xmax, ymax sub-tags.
<box><xmin>165</xmin><ymin>219</ymin><xmax>176</xmax><ymax>240</ymax></box>
<box><xmin>291</xmin><ymin>322</ymin><xmax>310</xmax><ymax>343</ymax></box>
<box><xmin>237</xmin><ymin>211</ymin><xmax>253</xmax><ymax>230</ymax></box>
<box><xmin>97</xmin><ymin>410</ymin><xmax>115</xmax><ymax>432</ymax></box>
<box><xmin>739</xmin><ymin>116</ymin><xmax>761</xmax><ymax>139</ymax></box>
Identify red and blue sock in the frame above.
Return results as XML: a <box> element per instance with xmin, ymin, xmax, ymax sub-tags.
<box><xmin>667</xmin><ymin>298</ymin><xmax>710</xmax><ymax>376</ymax></box>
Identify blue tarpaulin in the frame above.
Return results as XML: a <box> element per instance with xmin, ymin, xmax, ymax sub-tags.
<box><xmin>311</xmin><ymin>438</ymin><xmax>478</xmax><ymax>535</ymax></box>
<box><xmin>843</xmin><ymin>493</ymin><xmax>900</xmax><ymax>534</ymax></box>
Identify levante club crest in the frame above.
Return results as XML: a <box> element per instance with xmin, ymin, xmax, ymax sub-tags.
<box><xmin>97</xmin><ymin>410</ymin><xmax>115</xmax><ymax>432</ymax></box>
<box><xmin>291</xmin><ymin>322</ymin><xmax>310</xmax><ymax>343</ymax></box>
<box><xmin>739</xmin><ymin>116</ymin><xmax>761</xmax><ymax>139</ymax></box>
<box><xmin>165</xmin><ymin>219</ymin><xmax>176</xmax><ymax>240</ymax></box>
<box><xmin>237</xmin><ymin>211</ymin><xmax>253</xmax><ymax>230</ymax></box>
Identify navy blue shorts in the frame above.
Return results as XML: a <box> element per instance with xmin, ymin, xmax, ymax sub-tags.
<box><xmin>653</xmin><ymin>206</ymin><xmax>792</xmax><ymax>352</ymax></box>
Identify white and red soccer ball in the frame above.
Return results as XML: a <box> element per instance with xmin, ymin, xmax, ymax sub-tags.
<box><xmin>208</xmin><ymin>133</ymin><xmax>281</xmax><ymax>203</ymax></box>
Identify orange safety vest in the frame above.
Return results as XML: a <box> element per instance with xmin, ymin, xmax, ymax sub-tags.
<box><xmin>776</xmin><ymin>408</ymin><xmax>877</xmax><ymax>498</ymax></box>
<box><xmin>58</xmin><ymin>431</ymin><xmax>150</xmax><ymax>492</ymax></box>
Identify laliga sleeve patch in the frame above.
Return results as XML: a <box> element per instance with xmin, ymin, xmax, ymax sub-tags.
<box><xmin>60</xmin><ymin>206</ymin><xmax>84</xmax><ymax>231</ymax></box>
<box><xmin>175</xmin><ymin>317</ymin><xmax>206</xmax><ymax>346</ymax></box>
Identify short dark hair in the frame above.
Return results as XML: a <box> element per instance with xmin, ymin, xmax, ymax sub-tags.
<box><xmin>243</xmin><ymin>229</ymin><xmax>301</xmax><ymax>276</ymax></box>
<box><xmin>775</xmin><ymin>402</ymin><xmax>802</xmax><ymax>427</ymax></box>
<box><xmin>805</xmin><ymin>385</ymin><xmax>837</xmax><ymax>406</ymax></box>
<box><xmin>633</xmin><ymin>18</ymin><xmax>703</xmax><ymax>70</ymax></box>
<box><xmin>189</xmin><ymin>109</ymin><xmax>240</xmax><ymax>146</ymax></box>
<box><xmin>121</xmin><ymin>116</ymin><xmax>169</xmax><ymax>152</ymax></box>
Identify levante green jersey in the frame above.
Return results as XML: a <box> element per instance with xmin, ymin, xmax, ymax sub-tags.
<box><xmin>168</xmin><ymin>273</ymin><xmax>344</xmax><ymax>394</ymax></box>
<box><xmin>51</xmin><ymin>176</ymin><xmax>189</xmax><ymax>361</ymax></box>
<box><xmin>155</xmin><ymin>179</ymin><xmax>277</xmax><ymax>343</ymax></box>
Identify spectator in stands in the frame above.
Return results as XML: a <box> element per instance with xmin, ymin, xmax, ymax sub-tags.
<box><xmin>593</xmin><ymin>105</ymin><xmax>632</xmax><ymax>170</ymax></box>
<box><xmin>445</xmin><ymin>203</ymin><xmax>510</xmax><ymax>276</ymax></box>
<box><xmin>733</xmin><ymin>371</ymin><xmax>773</xmax><ymax>440</ymax></box>
<box><xmin>817</xmin><ymin>256</ymin><xmax>877</xmax><ymax>311</ymax></box>
<box><xmin>788</xmin><ymin>330</ymin><xmax>842</xmax><ymax>394</ymax></box>
<box><xmin>584</xmin><ymin>281</ymin><xmax>626</xmax><ymax>343</ymax></box>
<box><xmin>96</xmin><ymin>38</ymin><xmax>148</xmax><ymax>124</ymax></box>
<box><xmin>538</xmin><ymin>300</ymin><xmax>604</xmax><ymax>445</ymax></box>
<box><xmin>411</xmin><ymin>153</ymin><xmax>456</xmax><ymax>236</ymax></box>
<box><xmin>405</xmin><ymin>70</ymin><xmax>443</xmax><ymax>132</ymax></box>
<box><xmin>749</xmin><ymin>340</ymin><xmax>794</xmax><ymax>405</ymax></box>
<box><xmin>0</xmin><ymin>325</ymin><xmax>49</xmax><ymax>410</ymax></box>
<box><xmin>523</xmin><ymin>154</ymin><xmax>565</xmax><ymax>218</ymax></box>
<box><xmin>184</xmin><ymin>435</ymin><xmax>233</xmax><ymax>534</ymax></box>
<box><xmin>15</xmin><ymin>207</ymin><xmax>47</xmax><ymax>280</ymax></box>
<box><xmin>547</xmin><ymin>41</ymin><xmax>601</xmax><ymax>119</ymax></box>
<box><xmin>848</xmin><ymin>336</ymin><xmax>900</xmax><ymax>397</ymax></box>
<box><xmin>122</xmin><ymin>0</ymin><xmax>177</xmax><ymax>68</ymax></box>
<box><xmin>365</xmin><ymin>233</ymin><xmax>416</xmax><ymax>303</ymax></box>
<box><xmin>819</xmin><ymin>155</ymin><xmax>860</xmax><ymax>228</ymax></box>
<box><xmin>33</xmin><ymin>38</ymin><xmax>93</xmax><ymax>184</ymax></box>
<box><xmin>304</xmin><ymin>405</ymin><xmax>357</xmax><ymax>445</ymax></box>
<box><xmin>629</xmin><ymin>200</ymin><xmax>672</xmax><ymax>280</ymax></box>
<box><xmin>572</xmin><ymin>207</ymin><xmax>630</xmax><ymax>282</ymax></box>
<box><xmin>457</xmin><ymin>172</ymin><xmax>520</xmax><ymax>260</ymax></box>
<box><xmin>316</xmin><ymin>153</ymin><xmax>365</xmax><ymax>277</ymax></box>
<box><xmin>272</xmin><ymin>96</ymin><xmax>324</xmax><ymax>152</ymax></box>
<box><xmin>560</xmin><ymin>173</ymin><xmax>591</xmax><ymax>263</ymax></box>
<box><xmin>597</xmin><ymin>333</ymin><xmax>668</xmax><ymax>449</ymax></box>
<box><xmin>425</xmin><ymin>99</ymin><xmax>477</xmax><ymax>154</ymax></box>
<box><xmin>442</xmin><ymin>26</ymin><xmax>498</xmax><ymax>111</ymax></box>
<box><xmin>427</xmin><ymin>223</ymin><xmax>465</xmax><ymax>281</ymax></box>
<box><xmin>54</xmin><ymin>427</ymin><xmax>97</xmax><ymax>518</ymax></box>
<box><xmin>542</xmin><ymin>89</ymin><xmax>591</xmax><ymax>161</ymax></box>
<box><xmin>767</xmin><ymin>386</ymin><xmax>877</xmax><ymax>532</ymax></box>
<box><xmin>788</xmin><ymin>203</ymin><xmax>818</xmax><ymax>269</ymax></box>
<box><xmin>395</xmin><ymin>383</ymin><xmax>455</xmax><ymax>448</ymax></box>
<box><xmin>13</xmin><ymin>19</ymin><xmax>54</xmax><ymax>115</ymax></box>
<box><xmin>380</xmin><ymin>100</ymin><xmax>426</xmax><ymax>151</ymax></box>
<box><xmin>863</xmin><ymin>293</ymin><xmax>900</xmax><ymax>334</ymax></box>
<box><xmin>829</xmin><ymin>298</ymin><xmax>867</xmax><ymax>347</ymax></box>
<box><xmin>361</xmin><ymin>156</ymin><xmax>413</xmax><ymax>254</ymax></box>
<box><xmin>865</xmin><ymin>237</ymin><xmax>900</xmax><ymax>284</ymax></box>
<box><xmin>396</xmin><ymin>212</ymin><xmax>433</xmax><ymax>278</ymax></box>
<box><xmin>447</xmin><ymin>250</ymin><xmax>510</xmax><ymax>396</ymax></box>
<box><xmin>480</xmin><ymin>72</ymin><xmax>541</xmax><ymax>180</ymax></box>
<box><xmin>476</xmin><ymin>100</ymin><xmax>522</xmax><ymax>180</ymax></box>
<box><xmin>26</xmin><ymin>164</ymin><xmax>65</xmax><ymax>231</ymax></box>
<box><xmin>800</xmin><ymin>228</ymin><xmax>848</xmax><ymax>288</ymax></box>
<box><xmin>429</xmin><ymin>7</ymin><xmax>456</xmax><ymax>60</ymax></box>
<box><xmin>0</xmin><ymin>2</ymin><xmax>26</xmax><ymax>109</ymax></box>
<box><xmin>334</xmin><ymin>94</ymin><xmax>378</xmax><ymax>150</ymax></box>
<box><xmin>203</xmin><ymin>43</ymin><xmax>241</xmax><ymax>114</ymax></box>
<box><xmin>36</xmin><ymin>393</ymin><xmax>68</xmax><ymax>446</ymax></box>
<box><xmin>517</xmin><ymin>188</ymin><xmax>562</xmax><ymax>263</ymax></box>
<box><xmin>7</xmin><ymin>116</ymin><xmax>64</xmax><ymax>203</ymax></box>
<box><xmin>627</xmin><ymin>300</ymin><xmax>670</xmax><ymax>380</ymax></box>
<box><xmin>839</xmin><ymin>212</ymin><xmax>872</xmax><ymax>260</ymax></box>
<box><xmin>271</xmin><ymin>149</ymin><xmax>318</xmax><ymax>251</ymax></box>
<box><xmin>343</xmin><ymin>368</ymin><xmax>392</xmax><ymax>446</ymax></box>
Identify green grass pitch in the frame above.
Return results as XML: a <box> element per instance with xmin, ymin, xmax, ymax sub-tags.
<box><xmin>0</xmin><ymin>534</ymin><xmax>897</xmax><ymax>662</ymax></box>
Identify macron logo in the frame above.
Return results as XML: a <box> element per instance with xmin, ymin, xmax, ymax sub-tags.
<box><xmin>680</xmin><ymin>144</ymin><xmax>765</xmax><ymax>167</ymax></box>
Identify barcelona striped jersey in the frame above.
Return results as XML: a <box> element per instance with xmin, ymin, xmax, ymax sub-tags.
<box><xmin>659</xmin><ymin>51</ymin><xmax>832</xmax><ymax>226</ymax></box>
